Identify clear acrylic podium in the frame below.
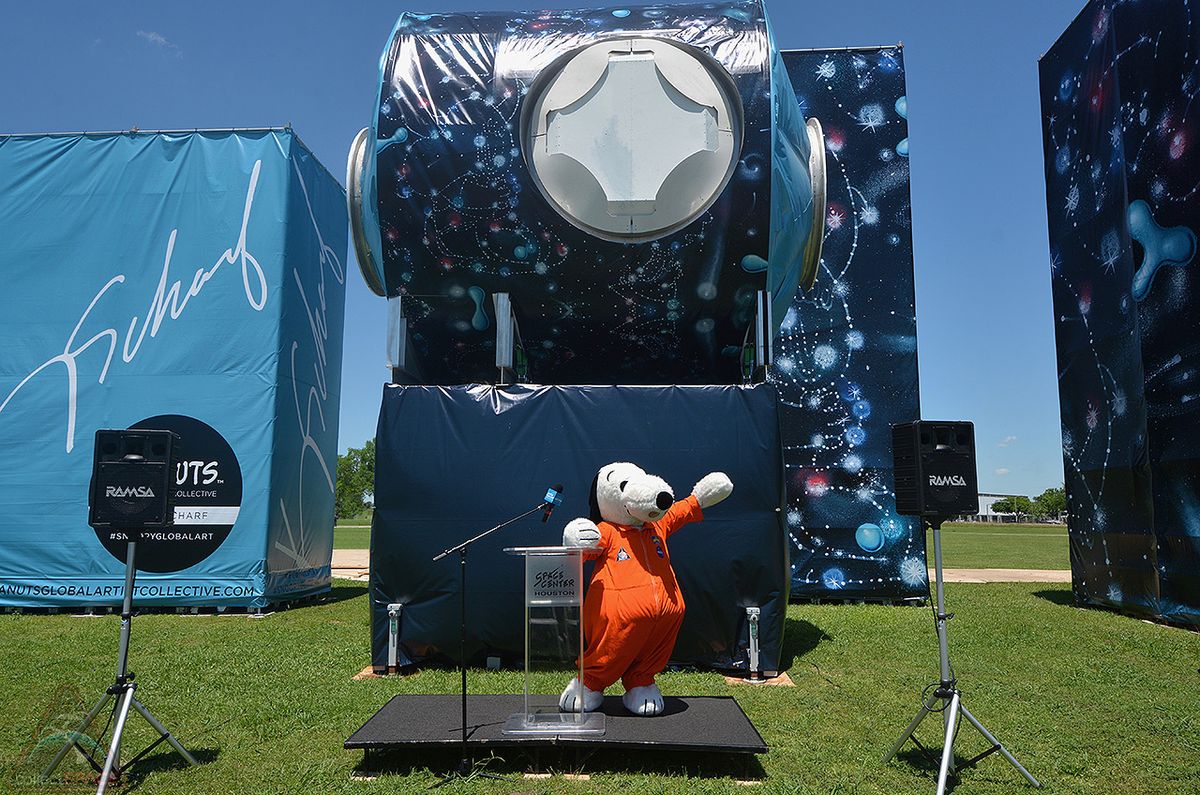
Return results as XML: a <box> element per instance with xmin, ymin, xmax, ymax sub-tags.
<box><xmin>502</xmin><ymin>546</ymin><xmax>606</xmax><ymax>736</ymax></box>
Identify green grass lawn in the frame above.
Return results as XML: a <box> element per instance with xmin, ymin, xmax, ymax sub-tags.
<box><xmin>928</xmin><ymin>522</ymin><xmax>1069</xmax><ymax>570</ymax></box>
<box><xmin>334</xmin><ymin>525</ymin><xmax>370</xmax><ymax>549</ymax></box>
<box><xmin>337</xmin><ymin>520</ymin><xmax>1071</xmax><ymax>569</ymax></box>
<box><xmin>3</xmin><ymin>580</ymin><xmax>1197</xmax><ymax>793</ymax></box>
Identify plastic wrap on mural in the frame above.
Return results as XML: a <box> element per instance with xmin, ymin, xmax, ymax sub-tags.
<box><xmin>369</xmin><ymin>384</ymin><xmax>788</xmax><ymax>674</ymax></box>
<box><xmin>1042</xmin><ymin>0</ymin><xmax>1200</xmax><ymax>626</ymax></box>
<box><xmin>0</xmin><ymin>130</ymin><xmax>347</xmax><ymax>608</ymax></box>
<box><xmin>350</xmin><ymin>1</ymin><xmax>820</xmax><ymax>385</ymax></box>
<box><xmin>773</xmin><ymin>48</ymin><xmax>924</xmax><ymax>599</ymax></box>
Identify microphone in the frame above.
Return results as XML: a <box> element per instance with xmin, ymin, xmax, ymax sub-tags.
<box><xmin>542</xmin><ymin>483</ymin><xmax>564</xmax><ymax>523</ymax></box>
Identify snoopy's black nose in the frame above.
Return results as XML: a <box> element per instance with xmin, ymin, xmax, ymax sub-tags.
<box><xmin>656</xmin><ymin>492</ymin><xmax>673</xmax><ymax>511</ymax></box>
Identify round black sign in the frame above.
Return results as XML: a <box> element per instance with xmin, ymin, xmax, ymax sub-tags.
<box><xmin>94</xmin><ymin>415</ymin><xmax>242</xmax><ymax>573</ymax></box>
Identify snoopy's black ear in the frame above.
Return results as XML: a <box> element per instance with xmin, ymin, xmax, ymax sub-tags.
<box><xmin>588</xmin><ymin>473</ymin><xmax>601</xmax><ymax>523</ymax></box>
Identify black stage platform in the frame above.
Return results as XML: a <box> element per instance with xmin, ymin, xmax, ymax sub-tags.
<box><xmin>345</xmin><ymin>695</ymin><xmax>767</xmax><ymax>755</ymax></box>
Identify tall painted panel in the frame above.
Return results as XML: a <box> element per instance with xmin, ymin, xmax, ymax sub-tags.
<box><xmin>775</xmin><ymin>48</ymin><xmax>925</xmax><ymax>599</ymax></box>
<box><xmin>1042</xmin><ymin>0</ymin><xmax>1200</xmax><ymax>626</ymax></box>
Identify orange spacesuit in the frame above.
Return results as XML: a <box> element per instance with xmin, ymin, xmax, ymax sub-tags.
<box><xmin>579</xmin><ymin>494</ymin><xmax>704</xmax><ymax>692</ymax></box>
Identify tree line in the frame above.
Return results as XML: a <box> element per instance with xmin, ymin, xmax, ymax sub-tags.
<box><xmin>988</xmin><ymin>487</ymin><xmax>1066</xmax><ymax>523</ymax></box>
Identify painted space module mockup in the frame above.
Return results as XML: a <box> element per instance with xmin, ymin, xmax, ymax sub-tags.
<box><xmin>347</xmin><ymin>0</ymin><xmax>826</xmax><ymax>386</ymax></box>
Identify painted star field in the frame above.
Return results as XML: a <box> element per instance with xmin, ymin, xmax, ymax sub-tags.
<box><xmin>1041</xmin><ymin>0</ymin><xmax>1200</xmax><ymax>625</ymax></box>
<box><xmin>773</xmin><ymin>47</ymin><xmax>924</xmax><ymax>600</ymax></box>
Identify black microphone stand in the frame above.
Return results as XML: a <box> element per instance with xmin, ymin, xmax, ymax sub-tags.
<box><xmin>430</xmin><ymin>498</ymin><xmax>553</xmax><ymax>786</ymax></box>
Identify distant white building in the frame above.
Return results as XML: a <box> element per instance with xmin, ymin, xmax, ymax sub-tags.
<box><xmin>960</xmin><ymin>493</ymin><xmax>1020</xmax><ymax>523</ymax></box>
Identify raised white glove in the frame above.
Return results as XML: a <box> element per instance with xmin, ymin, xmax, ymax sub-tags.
<box><xmin>692</xmin><ymin>472</ymin><xmax>733</xmax><ymax>509</ymax></box>
<box><xmin>562</xmin><ymin>517</ymin><xmax>601</xmax><ymax>548</ymax></box>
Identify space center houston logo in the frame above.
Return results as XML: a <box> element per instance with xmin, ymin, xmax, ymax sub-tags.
<box><xmin>527</xmin><ymin>557</ymin><xmax>579</xmax><ymax>607</ymax></box>
<box><xmin>94</xmin><ymin>415</ymin><xmax>242</xmax><ymax>573</ymax></box>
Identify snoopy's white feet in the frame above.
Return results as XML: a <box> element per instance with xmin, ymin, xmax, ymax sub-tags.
<box><xmin>559</xmin><ymin>677</ymin><xmax>604</xmax><ymax>713</ymax></box>
<box><xmin>622</xmin><ymin>683</ymin><xmax>664</xmax><ymax>716</ymax></box>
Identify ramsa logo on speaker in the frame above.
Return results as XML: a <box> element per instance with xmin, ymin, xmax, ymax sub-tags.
<box><xmin>105</xmin><ymin>485</ymin><xmax>156</xmax><ymax>498</ymax></box>
<box><xmin>928</xmin><ymin>474</ymin><xmax>967</xmax><ymax>487</ymax></box>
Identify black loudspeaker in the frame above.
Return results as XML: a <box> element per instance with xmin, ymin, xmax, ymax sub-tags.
<box><xmin>88</xmin><ymin>429</ymin><xmax>179</xmax><ymax>529</ymax></box>
<box><xmin>892</xmin><ymin>421</ymin><xmax>978</xmax><ymax>518</ymax></box>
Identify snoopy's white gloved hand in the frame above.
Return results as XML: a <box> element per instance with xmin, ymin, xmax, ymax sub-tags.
<box><xmin>692</xmin><ymin>472</ymin><xmax>733</xmax><ymax>509</ymax></box>
<box><xmin>562</xmin><ymin>517</ymin><xmax>601</xmax><ymax>548</ymax></box>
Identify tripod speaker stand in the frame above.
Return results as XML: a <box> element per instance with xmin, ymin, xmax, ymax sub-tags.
<box><xmin>42</xmin><ymin>538</ymin><xmax>198</xmax><ymax>793</ymax></box>
<box><xmin>885</xmin><ymin>420</ymin><xmax>1039</xmax><ymax>793</ymax></box>
<box><xmin>882</xmin><ymin>518</ymin><xmax>1040</xmax><ymax>794</ymax></box>
<box><xmin>43</xmin><ymin>428</ymin><xmax>197</xmax><ymax>793</ymax></box>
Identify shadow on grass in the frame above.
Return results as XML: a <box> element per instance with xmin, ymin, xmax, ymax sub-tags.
<box><xmin>111</xmin><ymin>746</ymin><xmax>220</xmax><ymax>792</ymax></box>
<box><xmin>778</xmin><ymin>617</ymin><xmax>831</xmax><ymax>672</ymax></box>
<box><xmin>1032</xmin><ymin>588</ymin><xmax>1077</xmax><ymax>607</ymax></box>
<box><xmin>890</xmin><ymin>746</ymin><xmax>988</xmax><ymax>793</ymax></box>
<box><xmin>354</xmin><ymin>745</ymin><xmax>765</xmax><ymax>783</ymax></box>
<box><xmin>313</xmin><ymin>583</ymin><xmax>368</xmax><ymax>606</ymax></box>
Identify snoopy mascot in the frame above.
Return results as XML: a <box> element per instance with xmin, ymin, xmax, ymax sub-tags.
<box><xmin>558</xmin><ymin>462</ymin><xmax>733</xmax><ymax>716</ymax></box>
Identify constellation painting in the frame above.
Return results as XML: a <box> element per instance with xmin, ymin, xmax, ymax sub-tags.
<box><xmin>774</xmin><ymin>47</ymin><xmax>924</xmax><ymax>600</ymax></box>
<box><xmin>1041</xmin><ymin>0</ymin><xmax>1200</xmax><ymax>626</ymax></box>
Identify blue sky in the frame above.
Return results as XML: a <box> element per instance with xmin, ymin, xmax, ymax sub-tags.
<box><xmin>0</xmin><ymin>1</ymin><xmax>1087</xmax><ymax>497</ymax></box>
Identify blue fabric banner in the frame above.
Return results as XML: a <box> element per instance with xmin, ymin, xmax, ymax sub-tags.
<box><xmin>369</xmin><ymin>383</ymin><xmax>788</xmax><ymax>674</ymax></box>
<box><xmin>0</xmin><ymin>129</ymin><xmax>347</xmax><ymax>608</ymax></box>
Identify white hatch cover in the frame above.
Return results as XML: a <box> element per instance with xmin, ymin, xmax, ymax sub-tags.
<box><xmin>522</xmin><ymin>37</ymin><xmax>744</xmax><ymax>242</ymax></box>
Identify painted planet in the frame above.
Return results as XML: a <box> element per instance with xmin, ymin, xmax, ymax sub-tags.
<box><xmin>822</xmin><ymin>568</ymin><xmax>846</xmax><ymax>589</ymax></box>
<box><xmin>855</xmin><ymin>523</ymin><xmax>885</xmax><ymax>552</ymax></box>
<box><xmin>740</xmin><ymin>254</ymin><xmax>769</xmax><ymax>273</ymax></box>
